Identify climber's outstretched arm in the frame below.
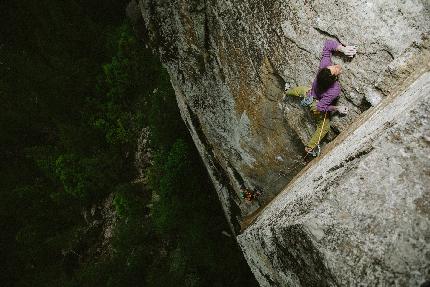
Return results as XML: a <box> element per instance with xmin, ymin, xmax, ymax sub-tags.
<box><xmin>319</xmin><ymin>40</ymin><xmax>357</xmax><ymax>69</ymax></box>
<box><xmin>319</xmin><ymin>40</ymin><xmax>340</xmax><ymax>69</ymax></box>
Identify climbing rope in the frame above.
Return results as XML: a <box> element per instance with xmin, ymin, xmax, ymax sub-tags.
<box><xmin>305</xmin><ymin>111</ymin><xmax>327</xmax><ymax>158</ymax></box>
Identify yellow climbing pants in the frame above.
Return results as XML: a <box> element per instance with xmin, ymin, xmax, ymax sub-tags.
<box><xmin>285</xmin><ymin>86</ymin><xmax>330</xmax><ymax>149</ymax></box>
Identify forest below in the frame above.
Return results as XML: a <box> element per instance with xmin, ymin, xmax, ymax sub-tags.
<box><xmin>0</xmin><ymin>0</ymin><xmax>257</xmax><ymax>286</ymax></box>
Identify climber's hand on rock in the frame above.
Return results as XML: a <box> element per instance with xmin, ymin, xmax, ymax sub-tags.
<box><xmin>338</xmin><ymin>45</ymin><xmax>357</xmax><ymax>57</ymax></box>
<box><xmin>336</xmin><ymin>105</ymin><xmax>349</xmax><ymax>114</ymax></box>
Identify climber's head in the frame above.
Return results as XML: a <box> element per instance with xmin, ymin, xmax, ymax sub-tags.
<box><xmin>316</xmin><ymin>65</ymin><xmax>341</xmax><ymax>93</ymax></box>
<box><xmin>328</xmin><ymin>64</ymin><xmax>342</xmax><ymax>76</ymax></box>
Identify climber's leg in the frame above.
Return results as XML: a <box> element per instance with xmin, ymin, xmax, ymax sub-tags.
<box><xmin>306</xmin><ymin>108</ymin><xmax>330</xmax><ymax>150</ymax></box>
<box><xmin>285</xmin><ymin>86</ymin><xmax>310</xmax><ymax>97</ymax></box>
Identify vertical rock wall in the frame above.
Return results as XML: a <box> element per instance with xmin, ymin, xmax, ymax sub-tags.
<box><xmin>139</xmin><ymin>0</ymin><xmax>429</xmax><ymax>231</ymax></box>
<box><xmin>237</xmin><ymin>72</ymin><xmax>430</xmax><ymax>286</ymax></box>
<box><xmin>138</xmin><ymin>0</ymin><xmax>430</xmax><ymax>285</ymax></box>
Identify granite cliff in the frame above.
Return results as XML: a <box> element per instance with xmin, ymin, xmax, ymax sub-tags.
<box><xmin>136</xmin><ymin>0</ymin><xmax>430</xmax><ymax>285</ymax></box>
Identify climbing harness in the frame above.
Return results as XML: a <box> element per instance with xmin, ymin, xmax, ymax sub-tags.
<box><xmin>305</xmin><ymin>111</ymin><xmax>328</xmax><ymax>159</ymax></box>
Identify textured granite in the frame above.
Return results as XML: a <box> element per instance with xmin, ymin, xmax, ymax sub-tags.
<box><xmin>139</xmin><ymin>0</ymin><xmax>429</xmax><ymax>231</ymax></box>
<box><xmin>237</xmin><ymin>72</ymin><xmax>430</xmax><ymax>286</ymax></box>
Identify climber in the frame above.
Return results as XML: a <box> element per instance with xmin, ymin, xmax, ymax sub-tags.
<box><xmin>285</xmin><ymin>39</ymin><xmax>357</xmax><ymax>156</ymax></box>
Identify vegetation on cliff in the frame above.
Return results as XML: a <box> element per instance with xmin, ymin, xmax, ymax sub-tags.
<box><xmin>0</xmin><ymin>1</ymin><xmax>257</xmax><ymax>286</ymax></box>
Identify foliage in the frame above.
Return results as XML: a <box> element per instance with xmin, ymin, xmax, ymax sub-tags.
<box><xmin>112</xmin><ymin>183</ymin><xmax>144</xmax><ymax>219</ymax></box>
<box><xmin>150</xmin><ymin>140</ymin><xmax>190</xmax><ymax>233</ymax></box>
<box><xmin>0</xmin><ymin>1</ymin><xmax>258</xmax><ymax>286</ymax></box>
<box><xmin>90</xmin><ymin>24</ymin><xmax>146</xmax><ymax>147</ymax></box>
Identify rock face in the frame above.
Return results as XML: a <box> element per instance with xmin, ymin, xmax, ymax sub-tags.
<box><xmin>138</xmin><ymin>0</ymin><xmax>429</xmax><ymax>285</ymax></box>
<box><xmin>237</xmin><ymin>72</ymin><xmax>430</xmax><ymax>286</ymax></box>
<box><xmin>139</xmin><ymin>0</ymin><xmax>429</xmax><ymax>230</ymax></box>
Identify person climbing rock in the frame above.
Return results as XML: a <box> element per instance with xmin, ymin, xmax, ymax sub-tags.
<box><xmin>285</xmin><ymin>39</ymin><xmax>357</xmax><ymax>156</ymax></box>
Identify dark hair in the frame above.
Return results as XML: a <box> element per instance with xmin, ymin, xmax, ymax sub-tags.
<box><xmin>316</xmin><ymin>68</ymin><xmax>337</xmax><ymax>93</ymax></box>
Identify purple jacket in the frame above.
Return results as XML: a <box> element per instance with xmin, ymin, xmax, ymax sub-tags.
<box><xmin>309</xmin><ymin>40</ymin><xmax>341</xmax><ymax>112</ymax></box>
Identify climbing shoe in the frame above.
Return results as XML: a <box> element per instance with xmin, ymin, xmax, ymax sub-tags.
<box><xmin>305</xmin><ymin>145</ymin><xmax>320</xmax><ymax>157</ymax></box>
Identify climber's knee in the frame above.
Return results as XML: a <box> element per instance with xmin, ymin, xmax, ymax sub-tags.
<box><xmin>285</xmin><ymin>86</ymin><xmax>310</xmax><ymax>97</ymax></box>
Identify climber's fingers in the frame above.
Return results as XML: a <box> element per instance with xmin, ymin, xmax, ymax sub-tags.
<box><xmin>344</xmin><ymin>45</ymin><xmax>357</xmax><ymax>57</ymax></box>
<box><xmin>336</xmin><ymin>105</ymin><xmax>349</xmax><ymax>114</ymax></box>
